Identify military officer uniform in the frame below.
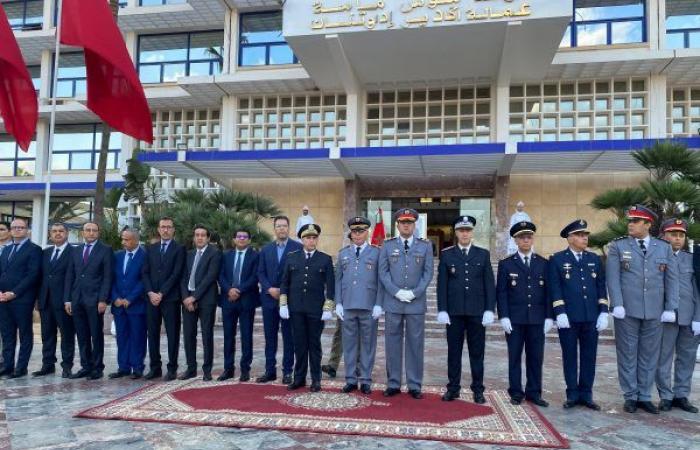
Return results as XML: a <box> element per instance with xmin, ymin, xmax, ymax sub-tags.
<box><xmin>335</xmin><ymin>217</ymin><xmax>382</xmax><ymax>393</ymax></box>
<box><xmin>378</xmin><ymin>209</ymin><xmax>434</xmax><ymax>398</ymax></box>
<box><xmin>606</xmin><ymin>205</ymin><xmax>679</xmax><ymax>414</ymax></box>
<box><xmin>496</xmin><ymin>221</ymin><xmax>552</xmax><ymax>406</ymax></box>
<box><xmin>549</xmin><ymin>220</ymin><xmax>608</xmax><ymax>409</ymax></box>
<box><xmin>280</xmin><ymin>224</ymin><xmax>335</xmax><ymax>391</ymax></box>
<box><xmin>656</xmin><ymin>219</ymin><xmax>700</xmax><ymax>413</ymax></box>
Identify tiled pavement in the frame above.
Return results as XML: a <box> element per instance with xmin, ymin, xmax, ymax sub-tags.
<box><xmin>0</xmin><ymin>324</ymin><xmax>698</xmax><ymax>450</ymax></box>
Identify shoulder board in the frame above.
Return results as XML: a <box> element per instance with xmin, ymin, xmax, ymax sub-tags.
<box><xmin>652</xmin><ymin>237</ymin><xmax>670</xmax><ymax>244</ymax></box>
<box><xmin>288</xmin><ymin>249</ymin><xmax>301</xmax><ymax>254</ymax></box>
<box><xmin>387</xmin><ymin>236</ymin><xmax>399</xmax><ymax>241</ymax></box>
<box><xmin>680</xmin><ymin>249</ymin><xmax>691</xmax><ymax>254</ymax></box>
<box><xmin>441</xmin><ymin>245</ymin><xmax>455</xmax><ymax>252</ymax></box>
<box><xmin>613</xmin><ymin>236</ymin><xmax>626</xmax><ymax>241</ymax></box>
<box><xmin>533</xmin><ymin>253</ymin><xmax>547</xmax><ymax>260</ymax></box>
<box><xmin>416</xmin><ymin>237</ymin><xmax>427</xmax><ymax>241</ymax></box>
<box><xmin>370</xmin><ymin>243</ymin><xmax>380</xmax><ymax>248</ymax></box>
<box><xmin>342</xmin><ymin>245</ymin><xmax>351</xmax><ymax>250</ymax></box>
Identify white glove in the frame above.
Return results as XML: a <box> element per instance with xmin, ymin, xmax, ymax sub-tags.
<box><xmin>321</xmin><ymin>311</ymin><xmax>333</xmax><ymax>321</ymax></box>
<box><xmin>482</xmin><ymin>310</ymin><xmax>495</xmax><ymax>326</ymax></box>
<box><xmin>395</xmin><ymin>289</ymin><xmax>412</xmax><ymax>303</ymax></box>
<box><xmin>543</xmin><ymin>318</ymin><xmax>554</xmax><ymax>334</ymax></box>
<box><xmin>556</xmin><ymin>313</ymin><xmax>570</xmax><ymax>329</ymax></box>
<box><xmin>372</xmin><ymin>305</ymin><xmax>383</xmax><ymax>320</ymax></box>
<box><xmin>404</xmin><ymin>290</ymin><xmax>416</xmax><ymax>301</ymax></box>
<box><xmin>335</xmin><ymin>303</ymin><xmax>344</xmax><ymax>321</ymax></box>
<box><xmin>692</xmin><ymin>321</ymin><xmax>700</xmax><ymax>336</ymax></box>
<box><xmin>660</xmin><ymin>311</ymin><xmax>676</xmax><ymax>323</ymax></box>
<box><xmin>596</xmin><ymin>312</ymin><xmax>609</xmax><ymax>332</ymax></box>
<box><xmin>611</xmin><ymin>306</ymin><xmax>626</xmax><ymax>319</ymax></box>
<box><xmin>437</xmin><ymin>311</ymin><xmax>451</xmax><ymax>325</ymax></box>
<box><xmin>279</xmin><ymin>305</ymin><xmax>290</xmax><ymax>320</ymax></box>
<box><xmin>500</xmin><ymin>317</ymin><xmax>513</xmax><ymax>334</ymax></box>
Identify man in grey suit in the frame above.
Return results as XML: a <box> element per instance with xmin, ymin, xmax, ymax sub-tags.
<box><xmin>335</xmin><ymin>216</ymin><xmax>382</xmax><ymax>395</ymax></box>
<box><xmin>378</xmin><ymin>208</ymin><xmax>433</xmax><ymax>399</ymax></box>
<box><xmin>606</xmin><ymin>205</ymin><xmax>679</xmax><ymax>414</ymax></box>
<box><xmin>656</xmin><ymin>219</ymin><xmax>700</xmax><ymax>413</ymax></box>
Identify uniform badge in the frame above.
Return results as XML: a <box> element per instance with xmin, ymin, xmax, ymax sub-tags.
<box><xmin>415</xmin><ymin>256</ymin><xmax>423</xmax><ymax>264</ymax></box>
<box><xmin>450</xmin><ymin>265</ymin><xmax>456</xmax><ymax>274</ymax></box>
<box><xmin>659</xmin><ymin>263</ymin><xmax>667</xmax><ymax>272</ymax></box>
<box><xmin>509</xmin><ymin>273</ymin><xmax>518</xmax><ymax>286</ymax></box>
<box><xmin>366</xmin><ymin>263</ymin><xmax>373</xmax><ymax>270</ymax></box>
<box><xmin>622</xmin><ymin>251</ymin><xmax>632</xmax><ymax>271</ymax></box>
<box><xmin>563</xmin><ymin>263</ymin><xmax>572</xmax><ymax>279</ymax></box>
<box><xmin>591</xmin><ymin>272</ymin><xmax>597</xmax><ymax>278</ymax></box>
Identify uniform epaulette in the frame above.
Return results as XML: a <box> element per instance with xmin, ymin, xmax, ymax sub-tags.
<box><xmin>387</xmin><ymin>236</ymin><xmax>399</xmax><ymax>241</ymax></box>
<box><xmin>613</xmin><ymin>236</ymin><xmax>626</xmax><ymax>241</ymax></box>
<box><xmin>416</xmin><ymin>237</ymin><xmax>427</xmax><ymax>241</ymax></box>
<box><xmin>342</xmin><ymin>245</ymin><xmax>351</xmax><ymax>250</ymax></box>
<box><xmin>441</xmin><ymin>245</ymin><xmax>455</xmax><ymax>252</ymax></box>
<box><xmin>370</xmin><ymin>243</ymin><xmax>379</xmax><ymax>247</ymax></box>
<box><xmin>288</xmin><ymin>249</ymin><xmax>301</xmax><ymax>254</ymax></box>
<box><xmin>652</xmin><ymin>236</ymin><xmax>670</xmax><ymax>244</ymax></box>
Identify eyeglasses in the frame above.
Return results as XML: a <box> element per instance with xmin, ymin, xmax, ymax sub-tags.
<box><xmin>10</xmin><ymin>226</ymin><xmax>26</xmax><ymax>230</ymax></box>
<box><xmin>235</xmin><ymin>235</ymin><xmax>250</xmax><ymax>240</ymax></box>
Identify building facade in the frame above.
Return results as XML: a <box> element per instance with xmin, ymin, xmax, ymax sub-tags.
<box><xmin>1</xmin><ymin>0</ymin><xmax>699</xmax><ymax>256</ymax></box>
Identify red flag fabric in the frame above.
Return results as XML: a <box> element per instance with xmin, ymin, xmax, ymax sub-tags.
<box><xmin>0</xmin><ymin>5</ymin><xmax>38</xmax><ymax>152</ymax></box>
<box><xmin>371</xmin><ymin>207</ymin><xmax>386</xmax><ymax>246</ymax></box>
<box><xmin>60</xmin><ymin>0</ymin><xmax>153</xmax><ymax>143</ymax></box>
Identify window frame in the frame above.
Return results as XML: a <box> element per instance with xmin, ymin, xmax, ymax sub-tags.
<box><xmin>51</xmin><ymin>124</ymin><xmax>121</xmax><ymax>171</ymax></box>
<box><xmin>238</xmin><ymin>11</ymin><xmax>298</xmax><ymax>67</ymax></box>
<box><xmin>563</xmin><ymin>0</ymin><xmax>647</xmax><ymax>48</ymax></box>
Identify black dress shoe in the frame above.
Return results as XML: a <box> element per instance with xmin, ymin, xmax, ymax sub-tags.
<box><xmin>383</xmin><ymin>387</ymin><xmax>401</xmax><ymax>397</ymax></box>
<box><xmin>256</xmin><ymin>373</ymin><xmax>277</xmax><ymax>383</ymax></box>
<box><xmin>217</xmin><ymin>369</ymin><xmax>234</xmax><ymax>381</ymax></box>
<box><xmin>178</xmin><ymin>370</ymin><xmax>197</xmax><ymax>380</ymax></box>
<box><xmin>442</xmin><ymin>391</ymin><xmax>459</xmax><ymax>401</ymax></box>
<box><xmin>88</xmin><ymin>371</ymin><xmax>103</xmax><ymax>380</ymax></box>
<box><xmin>473</xmin><ymin>392</ymin><xmax>486</xmax><ymax>404</ymax></box>
<box><xmin>282</xmin><ymin>374</ymin><xmax>293</xmax><ymax>385</ymax></box>
<box><xmin>581</xmin><ymin>400</ymin><xmax>601</xmax><ymax>411</ymax></box>
<box><xmin>69</xmin><ymin>369</ymin><xmax>90</xmax><ymax>379</ymax></box>
<box><xmin>9</xmin><ymin>369</ymin><xmax>28</xmax><ymax>379</ymax></box>
<box><xmin>287</xmin><ymin>380</ymin><xmax>306</xmax><ymax>390</ymax></box>
<box><xmin>130</xmin><ymin>372</ymin><xmax>143</xmax><ymax>380</ymax></box>
<box><xmin>360</xmin><ymin>384</ymin><xmax>372</xmax><ymax>394</ymax></box>
<box><xmin>510</xmin><ymin>397</ymin><xmax>523</xmax><ymax>405</ymax></box>
<box><xmin>321</xmin><ymin>365</ymin><xmax>337</xmax><ymax>378</ymax></box>
<box><xmin>637</xmin><ymin>401</ymin><xmax>659</xmax><ymax>414</ymax></box>
<box><xmin>342</xmin><ymin>383</ymin><xmax>358</xmax><ymax>393</ymax></box>
<box><xmin>239</xmin><ymin>372</ymin><xmax>250</xmax><ymax>382</ymax></box>
<box><xmin>409</xmin><ymin>389</ymin><xmax>423</xmax><ymax>400</ymax></box>
<box><xmin>563</xmin><ymin>400</ymin><xmax>578</xmax><ymax>409</ymax></box>
<box><xmin>108</xmin><ymin>371</ymin><xmax>130</xmax><ymax>379</ymax></box>
<box><xmin>144</xmin><ymin>369</ymin><xmax>162</xmax><ymax>380</ymax></box>
<box><xmin>202</xmin><ymin>372</ymin><xmax>212</xmax><ymax>381</ymax></box>
<box><xmin>658</xmin><ymin>399</ymin><xmax>672</xmax><ymax>412</ymax></box>
<box><xmin>623</xmin><ymin>400</ymin><xmax>637</xmax><ymax>413</ymax></box>
<box><xmin>62</xmin><ymin>369</ymin><xmax>72</xmax><ymax>379</ymax></box>
<box><xmin>32</xmin><ymin>366</ymin><xmax>55</xmax><ymax>377</ymax></box>
<box><xmin>673</xmin><ymin>397</ymin><xmax>699</xmax><ymax>413</ymax></box>
<box><xmin>164</xmin><ymin>371</ymin><xmax>177</xmax><ymax>381</ymax></box>
<box><xmin>527</xmin><ymin>397</ymin><xmax>549</xmax><ymax>407</ymax></box>
<box><xmin>0</xmin><ymin>368</ymin><xmax>13</xmax><ymax>377</ymax></box>
<box><xmin>310</xmin><ymin>381</ymin><xmax>321</xmax><ymax>392</ymax></box>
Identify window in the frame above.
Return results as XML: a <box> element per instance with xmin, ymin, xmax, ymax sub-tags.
<box><xmin>0</xmin><ymin>202</ymin><xmax>32</xmax><ymax>225</ymax></box>
<box><xmin>54</xmin><ymin>52</ymin><xmax>86</xmax><ymax>98</ymax></box>
<box><xmin>667</xmin><ymin>87</ymin><xmax>700</xmax><ymax>137</ymax></box>
<box><xmin>138</xmin><ymin>31</ymin><xmax>224</xmax><ymax>84</ymax></box>
<box><xmin>239</xmin><ymin>12</ymin><xmax>297</xmax><ymax>66</ymax></box>
<box><xmin>666</xmin><ymin>1</ymin><xmax>700</xmax><ymax>49</ymax></box>
<box><xmin>145</xmin><ymin>109</ymin><xmax>221</xmax><ymax>151</ymax></box>
<box><xmin>4</xmin><ymin>0</ymin><xmax>43</xmax><ymax>31</ymax></box>
<box><xmin>0</xmin><ymin>135</ymin><xmax>36</xmax><ymax>177</ymax></box>
<box><xmin>561</xmin><ymin>0</ymin><xmax>646</xmax><ymax>48</ymax></box>
<box><xmin>139</xmin><ymin>0</ymin><xmax>186</xmax><ymax>5</ymax></box>
<box><xmin>28</xmin><ymin>65</ymin><xmax>41</xmax><ymax>95</ymax></box>
<box><xmin>51</xmin><ymin>124</ymin><xmax>121</xmax><ymax>170</ymax></box>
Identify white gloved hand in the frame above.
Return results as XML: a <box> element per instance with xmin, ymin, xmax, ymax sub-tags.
<box><xmin>543</xmin><ymin>318</ymin><xmax>554</xmax><ymax>334</ymax></box>
<box><xmin>395</xmin><ymin>289</ymin><xmax>412</xmax><ymax>303</ymax></box>
<box><xmin>556</xmin><ymin>313</ymin><xmax>570</xmax><ymax>329</ymax></box>
<box><xmin>372</xmin><ymin>305</ymin><xmax>383</xmax><ymax>320</ymax></box>
<box><xmin>482</xmin><ymin>310</ymin><xmax>495</xmax><ymax>326</ymax></box>
<box><xmin>437</xmin><ymin>311</ymin><xmax>451</xmax><ymax>325</ymax></box>
<box><xmin>660</xmin><ymin>310</ymin><xmax>676</xmax><ymax>323</ymax></box>
<box><xmin>500</xmin><ymin>317</ymin><xmax>513</xmax><ymax>334</ymax></box>
<box><xmin>321</xmin><ymin>311</ymin><xmax>333</xmax><ymax>321</ymax></box>
<box><xmin>335</xmin><ymin>303</ymin><xmax>344</xmax><ymax>321</ymax></box>
<box><xmin>611</xmin><ymin>306</ymin><xmax>626</xmax><ymax>319</ymax></box>
<box><xmin>404</xmin><ymin>290</ymin><xmax>416</xmax><ymax>301</ymax></box>
<box><xmin>691</xmin><ymin>321</ymin><xmax>700</xmax><ymax>336</ymax></box>
<box><xmin>279</xmin><ymin>305</ymin><xmax>290</xmax><ymax>319</ymax></box>
<box><xmin>596</xmin><ymin>312</ymin><xmax>609</xmax><ymax>332</ymax></box>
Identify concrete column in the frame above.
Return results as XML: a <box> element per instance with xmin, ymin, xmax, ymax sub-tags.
<box><xmin>34</xmin><ymin>120</ymin><xmax>50</xmax><ymax>176</ymax></box>
<box><xmin>342</xmin><ymin>178</ymin><xmax>360</xmax><ymax>246</ymax></box>
<box><xmin>493</xmin><ymin>175</ymin><xmax>510</xmax><ymax>261</ymax></box>
<box><xmin>225</xmin><ymin>8</ymin><xmax>239</xmax><ymax>74</ymax></box>
<box><xmin>345</xmin><ymin>91</ymin><xmax>364</xmax><ymax>147</ymax></box>
<box><xmin>493</xmin><ymin>81</ymin><xmax>510</xmax><ymax>145</ymax></box>
<box><xmin>43</xmin><ymin>0</ymin><xmax>54</xmax><ymax>28</ymax></box>
<box><xmin>220</xmin><ymin>95</ymin><xmax>237</xmax><ymax>151</ymax></box>
<box><xmin>647</xmin><ymin>0</ymin><xmax>661</xmax><ymax>51</ymax></box>
<box><xmin>31</xmin><ymin>195</ymin><xmax>45</xmax><ymax>245</ymax></box>
<box><xmin>39</xmin><ymin>50</ymin><xmax>52</xmax><ymax>100</ymax></box>
<box><xmin>648</xmin><ymin>74</ymin><xmax>667</xmax><ymax>138</ymax></box>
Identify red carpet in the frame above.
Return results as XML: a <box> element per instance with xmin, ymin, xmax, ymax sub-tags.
<box><xmin>76</xmin><ymin>380</ymin><xmax>569</xmax><ymax>448</ymax></box>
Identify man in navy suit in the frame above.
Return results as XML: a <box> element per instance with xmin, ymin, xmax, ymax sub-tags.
<box><xmin>142</xmin><ymin>216</ymin><xmax>185</xmax><ymax>381</ymax></box>
<box><xmin>64</xmin><ymin>222</ymin><xmax>113</xmax><ymax>380</ymax></box>
<box><xmin>0</xmin><ymin>218</ymin><xmax>42</xmax><ymax>378</ymax></box>
<box><xmin>108</xmin><ymin>228</ymin><xmax>147</xmax><ymax>379</ymax></box>
<box><xmin>257</xmin><ymin>215</ymin><xmax>302</xmax><ymax>385</ymax></box>
<box><xmin>34</xmin><ymin>223</ymin><xmax>75</xmax><ymax>378</ymax></box>
<box><xmin>218</xmin><ymin>229</ymin><xmax>260</xmax><ymax>382</ymax></box>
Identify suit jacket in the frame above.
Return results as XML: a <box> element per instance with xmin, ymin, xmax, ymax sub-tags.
<box><xmin>0</xmin><ymin>239</ymin><xmax>42</xmax><ymax>305</ymax></box>
<box><xmin>258</xmin><ymin>239</ymin><xmax>303</xmax><ymax>308</ymax></box>
<box><xmin>437</xmin><ymin>245</ymin><xmax>496</xmax><ymax>316</ymax></box>
<box><xmin>496</xmin><ymin>253</ymin><xmax>552</xmax><ymax>325</ymax></box>
<box><xmin>548</xmin><ymin>248</ymin><xmax>608</xmax><ymax>322</ymax></box>
<box><xmin>110</xmin><ymin>248</ymin><xmax>146</xmax><ymax>316</ymax></box>
<box><xmin>676</xmin><ymin>250</ymin><xmax>700</xmax><ymax>326</ymax></box>
<box><xmin>64</xmin><ymin>240</ymin><xmax>113</xmax><ymax>306</ymax></box>
<box><xmin>142</xmin><ymin>240</ymin><xmax>185</xmax><ymax>303</ymax></box>
<box><xmin>218</xmin><ymin>247</ymin><xmax>260</xmax><ymax>310</ymax></box>
<box><xmin>280</xmin><ymin>250</ymin><xmax>334</xmax><ymax>315</ymax></box>
<box><xmin>335</xmin><ymin>244</ymin><xmax>382</xmax><ymax>311</ymax></box>
<box><xmin>180</xmin><ymin>244</ymin><xmax>222</xmax><ymax>307</ymax></box>
<box><xmin>378</xmin><ymin>236</ymin><xmax>434</xmax><ymax>314</ymax></box>
<box><xmin>606</xmin><ymin>236</ymin><xmax>679</xmax><ymax>320</ymax></box>
<box><xmin>38</xmin><ymin>244</ymin><xmax>74</xmax><ymax>310</ymax></box>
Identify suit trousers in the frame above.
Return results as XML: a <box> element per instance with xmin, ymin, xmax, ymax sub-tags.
<box><xmin>39</xmin><ymin>305</ymin><xmax>75</xmax><ymax>370</ymax></box>
<box><xmin>221</xmin><ymin>306</ymin><xmax>255</xmax><ymax>373</ymax></box>
<box><xmin>0</xmin><ymin>301</ymin><xmax>34</xmax><ymax>371</ymax></box>
<box><xmin>447</xmin><ymin>315</ymin><xmax>486</xmax><ymax>394</ymax></box>
<box><xmin>114</xmin><ymin>313</ymin><xmax>147</xmax><ymax>373</ymax></box>
<box><xmin>146</xmin><ymin>300</ymin><xmax>181</xmax><ymax>373</ymax></box>
<box><xmin>614</xmin><ymin>316</ymin><xmax>663</xmax><ymax>401</ymax></box>
<box><xmin>182</xmin><ymin>302</ymin><xmax>217</xmax><ymax>374</ymax></box>
<box><xmin>342</xmin><ymin>309</ymin><xmax>378</xmax><ymax>384</ymax></box>
<box><xmin>72</xmin><ymin>300</ymin><xmax>105</xmax><ymax>373</ymax></box>
<box><xmin>384</xmin><ymin>312</ymin><xmax>425</xmax><ymax>391</ymax></box>
<box><xmin>558</xmin><ymin>321</ymin><xmax>598</xmax><ymax>403</ymax></box>
<box><xmin>261</xmin><ymin>305</ymin><xmax>294</xmax><ymax>376</ymax></box>
<box><xmin>290</xmin><ymin>312</ymin><xmax>324</xmax><ymax>383</ymax></box>
<box><xmin>656</xmin><ymin>323</ymin><xmax>700</xmax><ymax>400</ymax></box>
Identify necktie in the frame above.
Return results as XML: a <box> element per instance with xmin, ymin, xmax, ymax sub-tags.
<box><xmin>355</xmin><ymin>246</ymin><xmax>361</xmax><ymax>258</ymax></box>
<box><xmin>404</xmin><ymin>239</ymin><xmax>409</xmax><ymax>252</ymax></box>
<box><xmin>524</xmin><ymin>256</ymin><xmax>530</xmax><ymax>268</ymax></box>
<box><xmin>188</xmin><ymin>249</ymin><xmax>203</xmax><ymax>291</ymax></box>
<box><xmin>7</xmin><ymin>243</ymin><xmax>18</xmax><ymax>262</ymax></box>
<box><xmin>575</xmin><ymin>252</ymin><xmax>581</xmax><ymax>262</ymax></box>
<box><xmin>124</xmin><ymin>252</ymin><xmax>133</xmax><ymax>275</ymax></box>
<box><xmin>462</xmin><ymin>247</ymin><xmax>467</xmax><ymax>256</ymax></box>
<box><xmin>51</xmin><ymin>247</ymin><xmax>60</xmax><ymax>264</ymax></box>
<box><xmin>160</xmin><ymin>243</ymin><xmax>167</xmax><ymax>254</ymax></box>
<box><xmin>233</xmin><ymin>251</ymin><xmax>243</xmax><ymax>287</ymax></box>
<box><xmin>638</xmin><ymin>239</ymin><xmax>647</xmax><ymax>254</ymax></box>
<box><xmin>306</xmin><ymin>252</ymin><xmax>312</xmax><ymax>260</ymax></box>
<box><xmin>82</xmin><ymin>244</ymin><xmax>92</xmax><ymax>265</ymax></box>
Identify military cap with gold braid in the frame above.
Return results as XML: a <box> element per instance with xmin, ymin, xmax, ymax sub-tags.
<box><xmin>297</xmin><ymin>223</ymin><xmax>321</xmax><ymax>239</ymax></box>
<box><xmin>348</xmin><ymin>216</ymin><xmax>371</xmax><ymax>230</ymax></box>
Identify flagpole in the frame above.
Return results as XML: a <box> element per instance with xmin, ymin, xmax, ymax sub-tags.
<box><xmin>41</xmin><ymin>0</ymin><xmax>63</xmax><ymax>247</ymax></box>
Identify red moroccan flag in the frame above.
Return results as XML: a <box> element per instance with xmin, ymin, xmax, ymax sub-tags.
<box><xmin>0</xmin><ymin>4</ymin><xmax>38</xmax><ymax>152</ymax></box>
<box><xmin>371</xmin><ymin>207</ymin><xmax>386</xmax><ymax>246</ymax></box>
<box><xmin>60</xmin><ymin>0</ymin><xmax>153</xmax><ymax>143</ymax></box>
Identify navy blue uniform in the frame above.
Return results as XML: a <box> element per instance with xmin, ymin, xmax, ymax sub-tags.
<box><xmin>496</xmin><ymin>253</ymin><xmax>551</xmax><ymax>401</ymax></box>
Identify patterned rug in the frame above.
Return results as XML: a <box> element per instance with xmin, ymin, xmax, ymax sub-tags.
<box><xmin>76</xmin><ymin>380</ymin><xmax>569</xmax><ymax>448</ymax></box>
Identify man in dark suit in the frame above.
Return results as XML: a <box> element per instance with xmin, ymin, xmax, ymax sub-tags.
<box><xmin>0</xmin><ymin>218</ymin><xmax>42</xmax><ymax>378</ymax></box>
<box><xmin>142</xmin><ymin>216</ymin><xmax>185</xmax><ymax>381</ymax></box>
<box><xmin>64</xmin><ymin>221</ymin><xmax>113</xmax><ymax>380</ymax></box>
<box><xmin>0</xmin><ymin>220</ymin><xmax>10</xmax><ymax>367</ymax></box>
<box><xmin>34</xmin><ymin>222</ymin><xmax>75</xmax><ymax>378</ymax></box>
<box><xmin>109</xmin><ymin>228</ymin><xmax>147</xmax><ymax>379</ymax></box>
<box><xmin>257</xmin><ymin>215</ymin><xmax>302</xmax><ymax>384</ymax></box>
<box><xmin>180</xmin><ymin>224</ymin><xmax>222</xmax><ymax>381</ymax></box>
<box><xmin>218</xmin><ymin>229</ymin><xmax>260</xmax><ymax>382</ymax></box>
